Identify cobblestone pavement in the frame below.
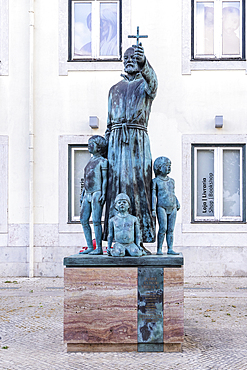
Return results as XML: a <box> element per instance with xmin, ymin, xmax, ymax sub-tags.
<box><xmin>0</xmin><ymin>276</ymin><xmax>247</xmax><ymax>370</ymax></box>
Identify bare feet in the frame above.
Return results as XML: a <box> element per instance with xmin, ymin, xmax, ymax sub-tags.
<box><xmin>79</xmin><ymin>248</ymin><xmax>94</xmax><ymax>254</ymax></box>
<box><xmin>167</xmin><ymin>249</ymin><xmax>179</xmax><ymax>255</ymax></box>
<box><xmin>89</xmin><ymin>248</ymin><xmax>103</xmax><ymax>255</ymax></box>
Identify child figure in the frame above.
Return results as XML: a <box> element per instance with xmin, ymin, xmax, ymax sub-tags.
<box><xmin>152</xmin><ymin>157</ymin><xmax>180</xmax><ymax>255</ymax></box>
<box><xmin>107</xmin><ymin>193</ymin><xmax>143</xmax><ymax>257</ymax></box>
<box><xmin>80</xmin><ymin>135</ymin><xmax>108</xmax><ymax>255</ymax></box>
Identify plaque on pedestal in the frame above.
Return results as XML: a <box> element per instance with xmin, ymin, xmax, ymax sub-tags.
<box><xmin>138</xmin><ymin>267</ymin><xmax>164</xmax><ymax>352</ymax></box>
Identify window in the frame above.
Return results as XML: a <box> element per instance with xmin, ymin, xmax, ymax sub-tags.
<box><xmin>59</xmin><ymin>135</ymin><xmax>92</xmax><ymax>233</ymax></box>
<box><xmin>68</xmin><ymin>145</ymin><xmax>91</xmax><ymax>222</ymax></box>
<box><xmin>192</xmin><ymin>0</ymin><xmax>245</xmax><ymax>60</ymax></box>
<box><xmin>182</xmin><ymin>0</ymin><xmax>247</xmax><ymax>73</ymax></box>
<box><xmin>69</xmin><ymin>0</ymin><xmax>121</xmax><ymax>61</ymax></box>
<box><xmin>59</xmin><ymin>0</ymin><xmax>130</xmax><ymax>74</ymax></box>
<box><xmin>192</xmin><ymin>144</ymin><xmax>246</xmax><ymax>222</ymax></box>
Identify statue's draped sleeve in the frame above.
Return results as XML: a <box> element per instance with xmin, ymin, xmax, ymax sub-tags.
<box><xmin>141</xmin><ymin>59</ymin><xmax>158</xmax><ymax>99</ymax></box>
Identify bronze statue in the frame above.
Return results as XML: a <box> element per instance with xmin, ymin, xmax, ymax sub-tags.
<box><xmin>80</xmin><ymin>135</ymin><xmax>108</xmax><ymax>255</ymax></box>
<box><xmin>152</xmin><ymin>157</ymin><xmax>180</xmax><ymax>255</ymax></box>
<box><xmin>103</xmin><ymin>43</ymin><xmax>158</xmax><ymax>246</ymax></box>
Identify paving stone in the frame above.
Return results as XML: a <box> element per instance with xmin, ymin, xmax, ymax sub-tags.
<box><xmin>0</xmin><ymin>276</ymin><xmax>247</xmax><ymax>369</ymax></box>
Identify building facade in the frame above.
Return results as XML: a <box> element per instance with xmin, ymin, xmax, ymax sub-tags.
<box><xmin>1</xmin><ymin>0</ymin><xmax>247</xmax><ymax>277</ymax></box>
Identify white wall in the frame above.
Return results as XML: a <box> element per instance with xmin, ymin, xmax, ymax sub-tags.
<box><xmin>1</xmin><ymin>0</ymin><xmax>247</xmax><ymax>277</ymax></box>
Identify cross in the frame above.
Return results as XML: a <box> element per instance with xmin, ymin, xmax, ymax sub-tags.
<box><xmin>128</xmin><ymin>26</ymin><xmax>148</xmax><ymax>47</ymax></box>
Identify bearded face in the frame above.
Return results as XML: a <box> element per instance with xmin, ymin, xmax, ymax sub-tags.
<box><xmin>123</xmin><ymin>47</ymin><xmax>139</xmax><ymax>75</ymax></box>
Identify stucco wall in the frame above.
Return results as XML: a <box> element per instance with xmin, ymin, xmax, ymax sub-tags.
<box><xmin>1</xmin><ymin>0</ymin><xmax>247</xmax><ymax>277</ymax></box>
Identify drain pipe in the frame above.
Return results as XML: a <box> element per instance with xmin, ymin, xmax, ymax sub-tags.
<box><xmin>29</xmin><ymin>0</ymin><xmax>34</xmax><ymax>278</ymax></box>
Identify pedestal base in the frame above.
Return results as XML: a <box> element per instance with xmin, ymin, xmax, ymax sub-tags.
<box><xmin>64</xmin><ymin>254</ymin><xmax>184</xmax><ymax>352</ymax></box>
<box><xmin>67</xmin><ymin>343</ymin><xmax>182</xmax><ymax>352</ymax></box>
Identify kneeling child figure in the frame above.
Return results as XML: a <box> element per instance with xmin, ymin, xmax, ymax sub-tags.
<box><xmin>107</xmin><ymin>193</ymin><xmax>143</xmax><ymax>257</ymax></box>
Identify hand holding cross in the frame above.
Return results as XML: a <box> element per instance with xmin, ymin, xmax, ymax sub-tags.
<box><xmin>128</xmin><ymin>26</ymin><xmax>148</xmax><ymax>69</ymax></box>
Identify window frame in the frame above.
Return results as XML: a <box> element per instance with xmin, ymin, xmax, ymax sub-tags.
<box><xmin>67</xmin><ymin>142</ymin><xmax>106</xmax><ymax>225</ymax></box>
<box><xmin>182</xmin><ymin>0</ymin><xmax>247</xmax><ymax>73</ymax></box>
<box><xmin>59</xmin><ymin>135</ymin><xmax>92</xmax><ymax>234</ymax></box>
<box><xmin>68</xmin><ymin>144</ymin><xmax>91</xmax><ymax>223</ymax></box>
<box><xmin>68</xmin><ymin>0</ymin><xmax>122</xmax><ymax>62</ymax></box>
<box><xmin>191</xmin><ymin>143</ymin><xmax>246</xmax><ymax>223</ymax></box>
<box><xmin>191</xmin><ymin>0</ymin><xmax>245</xmax><ymax>61</ymax></box>
<box><xmin>59</xmin><ymin>0</ymin><xmax>131</xmax><ymax>75</ymax></box>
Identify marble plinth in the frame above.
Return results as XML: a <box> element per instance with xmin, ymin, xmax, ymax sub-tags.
<box><xmin>64</xmin><ymin>254</ymin><xmax>184</xmax><ymax>352</ymax></box>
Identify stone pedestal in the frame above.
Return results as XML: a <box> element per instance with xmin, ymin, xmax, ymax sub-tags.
<box><xmin>63</xmin><ymin>254</ymin><xmax>184</xmax><ymax>352</ymax></box>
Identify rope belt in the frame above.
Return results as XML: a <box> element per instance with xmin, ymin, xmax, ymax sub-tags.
<box><xmin>111</xmin><ymin>122</ymin><xmax>147</xmax><ymax>144</ymax></box>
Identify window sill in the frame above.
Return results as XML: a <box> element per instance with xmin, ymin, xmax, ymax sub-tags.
<box><xmin>67</xmin><ymin>221</ymin><xmax>103</xmax><ymax>224</ymax></box>
<box><xmin>182</xmin><ymin>222</ymin><xmax>247</xmax><ymax>233</ymax></box>
<box><xmin>183</xmin><ymin>58</ymin><xmax>247</xmax><ymax>74</ymax></box>
<box><xmin>192</xmin><ymin>57</ymin><xmax>245</xmax><ymax>62</ymax></box>
<box><xmin>191</xmin><ymin>221</ymin><xmax>246</xmax><ymax>224</ymax></box>
<box><xmin>59</xmin><ymin>60</ymin><xmax>123</xmax><ymax>75</ymax></box>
